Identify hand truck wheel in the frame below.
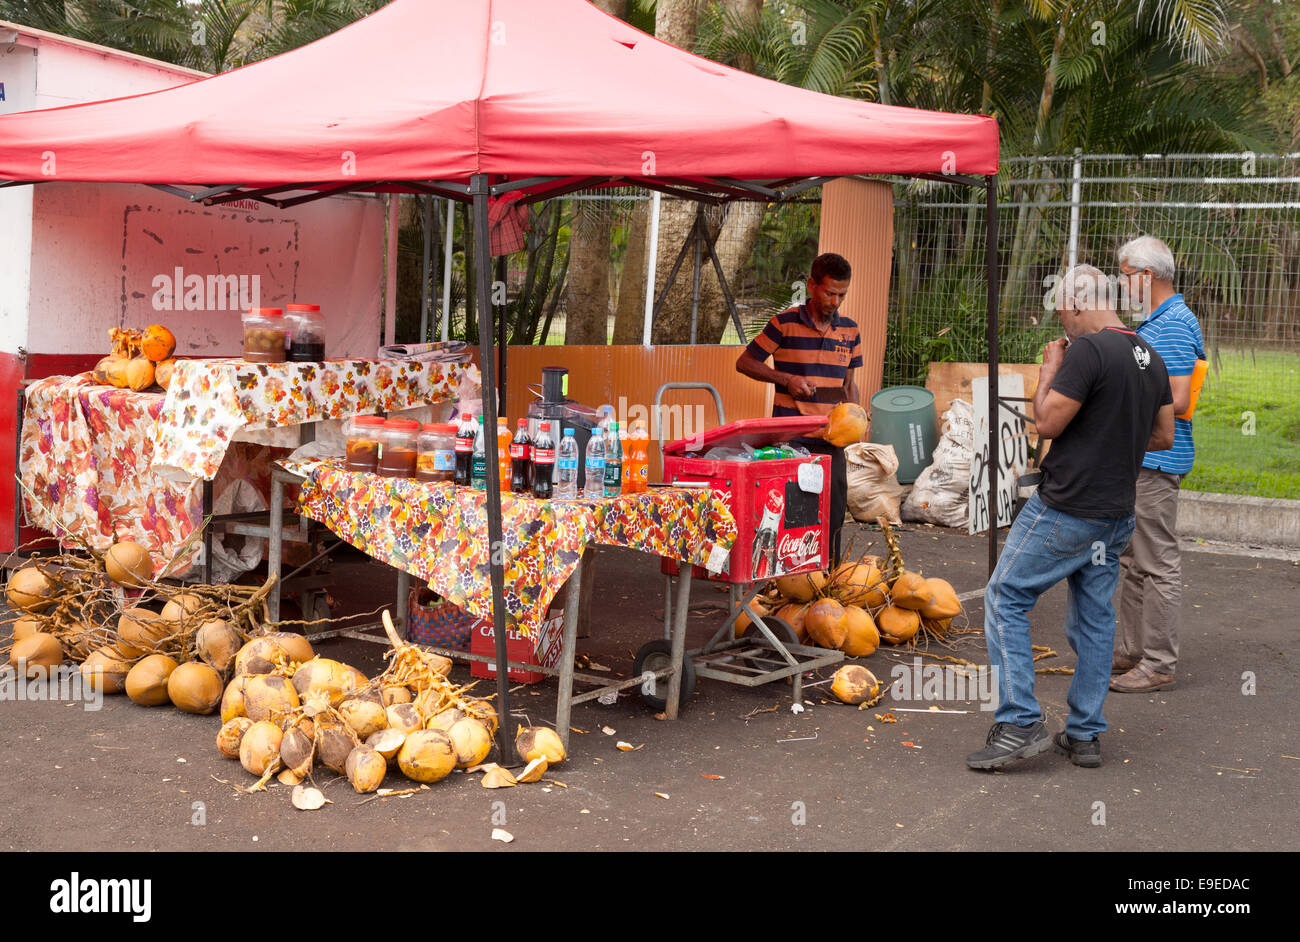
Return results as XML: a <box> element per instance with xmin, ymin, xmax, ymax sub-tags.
<box><xmin>741</xmin><ymin>615</ymin><xmax>800</xmax><ymax>674</ymax></box>
<box><xmin>633</xmin><ymin>639</ymin><xmax>696</xmax><ymax>713</ymax></box>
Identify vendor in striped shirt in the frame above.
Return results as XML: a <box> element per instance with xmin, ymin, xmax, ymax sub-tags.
<box><xmin>736</xmin><ymin>253</ymin><xmax>863</xmax><ymax>565</ymax></box>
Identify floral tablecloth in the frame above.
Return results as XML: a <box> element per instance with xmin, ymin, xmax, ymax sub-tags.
<box><xmin>153</xmin><ymin>358</ymin><xmax>472</xmax><ymax>480</ymax></box>
<box><xmin>18</xmin><ymin>376</ymin><xmax>280</xmax><ymax>576</ymax></box>
<box><xmin>286</xmin><ymin>458</ymin><xmax>738</xmax><ymax>638</ymax></box>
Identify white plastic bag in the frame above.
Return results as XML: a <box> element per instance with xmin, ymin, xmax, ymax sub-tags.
<box><xmin>902</xmin><ymin>398</ymin><xmax>974</xmax><ymax>528</ymax></box>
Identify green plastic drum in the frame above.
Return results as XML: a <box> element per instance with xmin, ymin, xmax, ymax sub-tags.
<box><xmin>869</xmin><ymin>385</ymin><xmax>939</xmax><ymax>484</ymax></box>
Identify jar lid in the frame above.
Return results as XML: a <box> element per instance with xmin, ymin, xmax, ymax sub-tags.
<box><xmin>385</xmin><ymin>419</ymin><xmax>421</xmax><ymax>430</ymax></box>
<box><xmin>352</xmin><ymin>416</ymin><xmax>386</xmax><ymax>427</ymax></box>
<box><xmin>249</xmin><ymin>307</ymin><xmax>283</xmax><ymax>317</ymax></box>
<box><xmin>286</xmin><ymin>304</ymin><xmax>320</xmax><ymax>312</ymax></box>
<box><xmin>424</xmin><ymin>423</ymin><xmax>457</xmax><ymax>434</ymax></box>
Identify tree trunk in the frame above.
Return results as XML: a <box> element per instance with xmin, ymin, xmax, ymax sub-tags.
<box><xmin>650</xmin><ymin>200</ymin><xmax>708</xmax><ymax>344</ymax></box>
<box><xmin>697</xmin><ymin>200</ymin><xmax>767</xmax><ymax>343</ymax></box>
<box><xmin>564</xmin><ymin>202</ymin><xmax>612</xmax><ymax>344</ymax></box>
<box><xmin>656</xmin><ymin>0</ymin><xmax>701</xmax><ymax>50</ymax></box>
<box><xmin>591</xmin><ymin>0</ymin><xmax>627</xmax><ymax>16</ymax></box>
<box><xmin>612</xmin><ymin>201</ymin><xmax>651</xmax><ymax>343</ymax></box>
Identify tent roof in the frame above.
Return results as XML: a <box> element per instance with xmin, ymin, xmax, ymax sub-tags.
<box><xmin>0</xmin><ymin>0</ymin><xmax>997</xmax><ymax>202</ymax></box>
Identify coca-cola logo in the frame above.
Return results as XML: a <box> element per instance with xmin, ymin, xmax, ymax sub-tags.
<box><xmin>777</xmin><ymin>530</ymin><xmax>820</xmax><ymax>562</ymax></box>
<box><xmin>765</xmin><ymin>489</ymin><xmax>784</xmax><ymax>515</ymax></box>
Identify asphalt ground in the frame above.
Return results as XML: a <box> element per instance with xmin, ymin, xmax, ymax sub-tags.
<box><xmin>2</xmin><ymin>520</ymin><xmax>1297</xmax><ymax>859</ymax></box>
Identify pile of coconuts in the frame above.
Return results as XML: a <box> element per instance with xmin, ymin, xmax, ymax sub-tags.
<box><xmin>215</xmin><ymin>614</ymin><xmax>568</xmax><ymax>794</ymax></box>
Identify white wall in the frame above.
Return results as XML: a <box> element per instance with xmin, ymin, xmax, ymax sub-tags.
<box><xmin>0</xmin><ymin>42</ymin><xmax>37</xmax><ymax>351</ymax></box>
<box><xmin>27</xmin><ymin>183</ymin><xmax>384</xmax><ymax>357</ymax></box>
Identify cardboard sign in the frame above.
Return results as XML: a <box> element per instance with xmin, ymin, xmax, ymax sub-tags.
<box><xmin>968</xmin><ymin>374</ymin><xmax>1030</xmax><ymax>533</ymax></box>
<box><xmin>470</xmin><ymin>609</ymin><xmax>566</xmax><ymax>685</ymax></box>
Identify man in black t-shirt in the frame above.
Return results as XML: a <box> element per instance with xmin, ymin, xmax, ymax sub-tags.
<box><xmin>967</xmin><ymin>265</ymin><xmax>1174</xmax><ymax>771</ymax></box>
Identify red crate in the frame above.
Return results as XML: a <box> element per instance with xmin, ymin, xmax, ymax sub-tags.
<box><xmin>470</xmin><ymin>608</ymin><xmax>566</xmax><ymax>684</ymax></box>
<box><xmin>660</xmin><ymin>416</ymin><xmax>831</xmax><ymax>585</ymax></box>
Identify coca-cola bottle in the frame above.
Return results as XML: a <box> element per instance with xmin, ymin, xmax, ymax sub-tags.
<box><xmin>509</xmin><ymin>419</ymin><xmax>532</xmax><ymax>494</ymax></box>
<box><xmin>751</xmin><ymin>489</ymin><xmax>784</xmax><ymax>581</ymax></box>
<box><xmin>531</xmin><ymin>423</ymin><xmax>555</xmax><ymax>499</ymax></box>
<box><xmin>453</xmin><ymin>413</ymin><xmax>476</xmax><ymax>486</ymax></box>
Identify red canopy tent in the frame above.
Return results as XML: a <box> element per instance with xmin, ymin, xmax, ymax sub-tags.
<box><xmin>0</xmin><ymin>0</ymin><xmax>1003</xmax><ymax>754</ymax></box>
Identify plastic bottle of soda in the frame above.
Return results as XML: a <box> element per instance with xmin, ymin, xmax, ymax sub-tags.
<box><xmin>584</xmin><ymin>425</ymin><xmax>605</xmax><ymax>499</ymax></box>
<box><xmin>496</xmin><ymin>417</ymin><xmax>511</xmax><ymax>492</ymax></box>
<box><xmin>603</xmin><ymin>420</ymin><xmax>623</xmax><ymax>497</ymax></box>
<box><xmin>509</xmin><ymin>419</ymin><xmax>532</xmax><ymax>494</ymax></box>
<box><xmin>471</xmin><ymin>416</ymin><xmax>487</xmax><ymax>490</ymax></box>
<box><xmin>453</xmin><ymin>413</ymin><xmax>475</xmax><ymax>486</ymax></box>
<box><xmin>531</xmin><ymin>423</ymin><xmax>555</xmax><ymax>499</ymax></box>
<box><xmin>626</xmin><ymin>419</ymin><xmax>648</xmax><ymax>493</ymax></box>
<box><xmin>556</xmin><ymin>428</ymin><xmax>579</xmax><ymax>499</ymax></box>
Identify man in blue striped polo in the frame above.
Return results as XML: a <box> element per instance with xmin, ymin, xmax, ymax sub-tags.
<box><xmin>1111</xmin><ymin>236</ymin><xmax>1206</xmax><ymax>694</ymax></box>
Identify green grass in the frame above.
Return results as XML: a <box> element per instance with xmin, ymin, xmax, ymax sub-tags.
<box><xmin>1182</xmin><ymin>348</ymin><xmax>1300</xmax><ymax>499</ymax></box>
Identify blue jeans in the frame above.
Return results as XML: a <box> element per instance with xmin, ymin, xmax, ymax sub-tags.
<box><xmin>984</xmin><ymin>492</ymin><xmax>1136</xmax><ymax>739</ymax></box>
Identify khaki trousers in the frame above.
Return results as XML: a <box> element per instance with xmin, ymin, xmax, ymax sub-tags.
<box><xmin>1116</xmin><ymin>468</ymin><xmax>1184</xmax><ymax>674</ymax></box>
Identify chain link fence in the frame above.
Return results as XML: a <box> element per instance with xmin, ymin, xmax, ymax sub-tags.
<box><xmin>394</xmin><ymin>156</ymin><xmax>1299</xmax><ymax>498</ymax></box>
<box><xmin>893</xmin><ymin>154</ymin><xmax>1300</xmax><ymax>499</ymax></box>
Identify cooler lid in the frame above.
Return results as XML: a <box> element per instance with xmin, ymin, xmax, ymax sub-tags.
<box><xmin>662</xmin><ymin>415</ymin><xmax>828</xmax><ymax>455</ymax></box>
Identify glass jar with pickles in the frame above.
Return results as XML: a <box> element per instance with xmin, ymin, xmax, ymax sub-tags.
<box><xmin>242</xmin><ymin>307</ymin><xmax>287</xmax><ymax>362</ymax></box>
<box><xmin>345</xmin><ymin>416</ymin><xmax>386</xmax><ymax>473</ymax></box>
<box><xmin>377</xmin><ymin>419</ymin><xmax>420</xmax><ymax>478</ymax></box>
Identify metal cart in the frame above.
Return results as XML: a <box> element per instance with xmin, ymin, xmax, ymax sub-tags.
<box><xmin>635</xmin><ymin>383</ymin><xmax>844</xmax><ymax>711</ymax></box>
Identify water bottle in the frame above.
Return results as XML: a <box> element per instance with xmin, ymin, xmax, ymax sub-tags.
<box><xmin>603</xmin><ymin>420</ymin><xmax>623</xmax><ymax>497</ymax></box>
<box><xmin>556</xmin><ymin>428</ymin><xmax>579</xmax><ymax>499</ymax></box>
<box><xmin>584</xmin><ymin>428</ymin><xmax>605</xmax><ymax>499</ymax></box>
<box><xmin>471</xmin><ymin>416</ymin><xmax>487</xmax><ymax>490</ymax></box>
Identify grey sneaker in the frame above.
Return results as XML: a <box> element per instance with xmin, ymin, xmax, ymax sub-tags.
<box><xmin>966</xmin><ymin>721</ymin><xmax>1051</xmax><ymax>770</ymax></box>
<box><xmin>1053</xmin><ymin>731</ymin><xmax>1102</xmax><ymax>768</ymax></box>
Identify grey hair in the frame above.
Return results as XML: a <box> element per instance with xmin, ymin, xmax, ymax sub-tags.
<box><xmin>1056</xmin><ymin>264</ymin><xmax>1114</xmax><ymax>312</ymax></box>
<box><xmin>1117</xmin><ymin>236</ymin><xmax>1176</xmax><ymax>281</ymax></box>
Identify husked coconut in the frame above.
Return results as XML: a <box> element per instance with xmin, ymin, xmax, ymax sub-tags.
<box><xmin>216</xmin><ymin>717</ymin><xmax>254</xmax><ymax>759</ymax></box>
<box><xmin>345</xmin><ymin>746</ymin><xmax>387</xmax><ymax>793</ymax></box>
<box><xmin>397</xmin><ymin>730</ymin><xmax>457</xmax><ymax>784</ymax></box>
<box><xmin>515</xmin><ymin>726</ymin><xmax>566</xmax><ymax>766</ymax></box>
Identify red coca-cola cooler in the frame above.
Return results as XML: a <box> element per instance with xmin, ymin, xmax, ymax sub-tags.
<box><xmin>660</xmin><ymin>416</ymin><xmax>831</xmax><ymax>585</ymax></box>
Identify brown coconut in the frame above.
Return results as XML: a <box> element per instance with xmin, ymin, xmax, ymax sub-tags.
<box><xmin>220</xmin><ymin>675</ymin><xmax>249</xmax><ymax>723</ymax></box>
<box><xmin>339</xmin><ymin>698</ymin><xmax>388</xmax><ymax>740</ymax></box>
<box><xmin>116</xmin><ymin>608</ymin><xmax>171</xmax><ymax>658</ymax></box>
<box><xmin>239</xmin><ymin>721</ymin><xmax>283</xmax><ymax>775</ymax></box>
<box><xmin>345</xmin><ymin>746</ymin><xmax>387</xmax><ymax>793</ymax></box>
<box><xmin>233</xmin><ymin>636</ymin><xmax>288</xmax><ymax>676</ymax></box>
<box><xmin>125</xmin><ymin>654</ymin><xmax>178</xmax><ymax>706</ymax></box>
<box><xmin>160</xmin><ymin>591</ymin><xmax>205</xmax><ymax>625</ymax></box>
<box><xmin>919</xmin><ymin>578</ymin><xmax>962</xmax><ymax>620</ymax></box>
<box><xmin>448</xmin><ymin>718</ymin><xmax>493</xmax><ymax>769</ymax></box>
<box><xmin>80</xmin><ymin>644</ymin><xmax>133</xmax><ymax>694</ymax></box>
<box><xmin>195</xmin><ymin>619</ymin><xmax>242</xmax><ymax>674</ymax></box>
<box><xmin>773</xmin><ymin>570</ymin><xmax>827</xmax><ymax>603</ymax></box>
<box><xmin>877</xmin><ymin>605</ymin><xmax>921</xmax><ymax>645</ymax></box>
<box><xmin>279</xmin><ymin>726</ymin><xmax>316</xmax><ymax>779</ymax></box>
<box><xmin>831</xmin><ymin>664</ymin><xmax>881</xmax><ymax>705</ymax></box>
<box><xmin>6</xmin><ymin>567</ymin><xmax>54</xmax><ymax>614</ymax></box>
<box><xmin>804</xmin><ymin>598</ymin><xmax>850</xmax><ymax>650</ymax></box>
<box><xmin>104</xmin><ymin>541</ymin><xmax>154</xmax><ymax>587</ymax></box>
<box><xmin>242</xmin><ymin>673</ymin><xmax>300</xmax><ymax>723</ymax></box>
<box><xmin>12</xmin><ymin>616</ymin><xmax>43</xmax><ymax>643</ymax></box>
<box><xmin>397</xmin><ymin>729</ymin><xmax>457</xmax><ymax>784</ymax></box>
<box><xmin>841</xmin><ymin>606</ymin><xmax>880</xmax><ymax>657</ymax></box>
<box><xmin>167</xmin><ymin>661</ymin><xmax>223</xmax><ymax>714</ymax></box>
<box><xmin>830</xmin><ymin>561</ymin><xmax>888</xmax><ymax>608</ymax></box>
<box><xmin>315</xmin><ymin>719</ymin><xmax>359</xmax><ymax>774</ymax></box>
<box><xmin>889</xmin><ymin>571</ymin><xmax>930</xmax><ymax>610</ymax></box>
<box><xmin>216</xmin><ymin>717</ymin><xmax>254</xmax><ymax>759</ymax></box>
<box><xmin>10</xmin><ymin>633</ymin><xmax>62</xmax><ymax>676</ymax></box>
<box><xmin>773</xmin><ymin>602</ymin><xmax>811</xmax><ymax>643</ymax></box>
<box><xmin>515</xmin><ymin>726</ymin><xmax>566</xmax><ymax>766</ymax></box>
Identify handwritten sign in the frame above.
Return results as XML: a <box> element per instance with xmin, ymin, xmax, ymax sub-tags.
<box><xmin>968</xmin><ymin>374</ymin><xmax>1030</xmax><ymax>534</ymax></box>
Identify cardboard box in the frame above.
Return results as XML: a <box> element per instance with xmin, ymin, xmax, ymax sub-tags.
<box><xmin>470</xmin><ymin>609</ymin><xmax>566</xmax><ymax>684</ymax></box>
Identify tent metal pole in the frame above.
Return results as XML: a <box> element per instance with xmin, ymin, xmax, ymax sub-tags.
<box><xmin>701</xmin><ymin>211</ymin><xmax>745</xmax><ymax>342</ymax></box>
<box><xmin>420</xmin><ymin>195</ymin><xmax>433</xmax><ymax>343</ymax></box>
<box><xmin>442</xmin><ymin>199</ymin><xmax>455</xmax><ymax>342</ymax></box>
<box><xmin>642</xmin><ymin>190</ymin><xmax>662</xmax><ymax>346</ymax></box>
<box><xmin>384</xmin><ymin>194</ymin><xmax>400</xmax><ymax>347</ymax></box>
<box><xmin>985</xmin><ymin>174</ymin><xmax>1000</xmax><ymax>575</ymax></box>
<box><xmin>470</xmin><ymin>173</ymin><xmax>514</xmax><ymax>763</ymax></box>
<box><xmin>496</xmin><ymin>255</ymin><xmax>508</xmax><ymax>414</ymax></box>
<box><xmin>689</xmin><ymin>208</ymin><xmax>703</xmax><ymax>345</ymax></box>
